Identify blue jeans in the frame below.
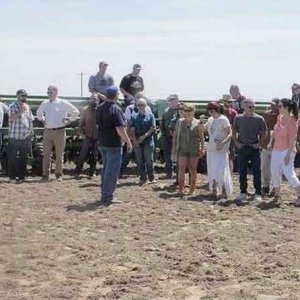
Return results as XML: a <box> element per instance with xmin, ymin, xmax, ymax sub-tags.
<box><xmin>163</xmin><ymin>135</ymin><xmax>173</xmax><ymax>177</ymax></box>
<box><xmin>98</xmin><ymin>146</ymin><xmax>123</xmax><ymax>201</ymax></box>
<box><xmin>238</xmin><ymin>147</ymin><xmax>261</xmax><ymax>195</ymax></box>
<box><xmin>134</xmin><ymin>144</ymin><xmax>154</xmax><ymax>182</ymax></box>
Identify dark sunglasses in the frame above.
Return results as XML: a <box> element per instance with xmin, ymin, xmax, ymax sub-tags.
<box><xmin>20</xmin><ymin>94</ymin><xmax>27</xmax><ymax>97</ymax></box>
<box><xmin>184</xmin><ymin>109</ymin><xmax>193</xmax><ymax>112</ymax></box>
<box><xmin>137</xmin><ymin>104</ymin><xmax>146</xmax><ymax>107</ymax></box>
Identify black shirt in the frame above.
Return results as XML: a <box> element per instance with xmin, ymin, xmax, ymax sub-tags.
<box><xmin>96</xmin><ymin>101</ymin><xmax>126</xmax><ymax>147</ymax></box>
<box><xmin>120</xmin><ymin>74</ymin><xmax>144</xmax><ymax>104</ymax></box>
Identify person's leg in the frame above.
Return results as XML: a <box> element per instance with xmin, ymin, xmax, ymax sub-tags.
<box><xmin>270</xmin><ymin>150</ymin><xmax>282</xmax><ymax>198</ymax></box>
<box><xmin>75</xmin><ymin>138</ymin><xmax>90</xmax><ymax>175</ymax></box>
<box><xmin>134</xmin><ymin>145</ymin><xmax>146</xmax><ymax>183</ymax></box>
<box><xmin>251</xmin><ymin>149</ymin><xmax>262</xmax><ymax>195</ymax></box>
<box><xmin>187</xmin><ymin>156</ymin><xmax>199</xmax><ymax>194</ymax></box>
<box><xmin>7</xmin><ymin>139</ymin><xmax>17</xmax><ymax>180</ymax></box>
<box><xmin>53</xmin><ymin>129</ymin><xmax>66</xmax><ymax>178</ymax></box>
<box><xmin>282</xmin><ymin>151</ymin><xmax>300</xmax><ymax>191</ymax></box>
<box><xmin>163</xmin><ymin>136</ymin><xmax>173</xmax><ymax>178</ymax></box>
<box><xmin>89</xmin><ymin>139</ymin><xmax>98</xmax><ymax>176</ymax></box>
<box><xmin>17</xmin><ymin>138</ymin><xmax>30</xmax><ymax>180</ymax></box>
<box><xmin>261</xmin><ymin>149</ymin><xmax>270</xmax><ymax>196</ymax></box>
<box><xmin>100</xmin><ymin>147</ymin><xmax>123</xmax><ymax>201</ymax></box>
<box><xmin>42</xmin><ymin>129</ymin><xmax>54</xmax><ymax>178</ymax></box>
<box><xmin>119</xmin><ymin>143</ymin><xmax>131</xmax><ymax>177</ymax></box>
<box><xmin>98</xmin><ymin>146</ymin><xmax>107</xmax><ymax>192</ymax></box>
<box><xmin>178</xmin><ymin>155</ymin><xmax>188</xmax><ymax>194</ymax></box>
<box><xmin>237</xmin><ymin>147</ymin><xmax>248</xmax><ymax>194</ymax></box>
<box><xmin>144</xmin><ymin>144</ymin><xmax>155</xmax><ymax>182</ymax></box>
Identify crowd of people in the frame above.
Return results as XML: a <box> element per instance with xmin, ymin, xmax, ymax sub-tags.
<box><xmin>1</xmin><ymin>60</ymin><xmax>300</xmax><ymax>207</ymax></box>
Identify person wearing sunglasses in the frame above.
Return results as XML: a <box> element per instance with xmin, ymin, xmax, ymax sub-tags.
<box><xmin>171</xmin><ymin>104</ymin><xmax>205</xmax><ymax>196</ymax></box>
<box><xmin>268</xmin><ymin>98</ymin><xmax>300</xmax><ymax>206</ymax></box>
<box><xmin>232</xmin><ymin>98</ymin><xmax>267</xmax><ymax>204</ymax></box>
<box><xmin>205</xmin><ymin>101</ymin><xmax>233</xmax><ymax>200</ymax></box>
<box><xmin>131</xmin><ymin>97</ymin><xmax>156</xmax><ymax>185</ymax></box>
<box><xmin>88</xmin><ymin>61</ymin><xmax>114</xmax><ymax>102</ymax></box>
<box><xmin>7</xmin><ymin>89</ymin><xmax>34</xmax><ymax>183</ymax></box>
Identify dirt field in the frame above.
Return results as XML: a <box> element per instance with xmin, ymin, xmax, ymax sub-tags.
<box><xmin>1</xmin><ymin>166</ymin><xmax>300</xmax><ymax>300</ymax></box>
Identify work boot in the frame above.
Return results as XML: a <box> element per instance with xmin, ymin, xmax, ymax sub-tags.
<box><xmin>262</xmin><ymin>186</ymin><xmax>270</xmax><ymax>198</ymax></box>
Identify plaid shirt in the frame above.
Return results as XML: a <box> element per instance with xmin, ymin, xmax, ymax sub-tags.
<box><xmin>8</xmin><ymin>101</ymin><xmax>34</xmax><ymax>140</ymax></box>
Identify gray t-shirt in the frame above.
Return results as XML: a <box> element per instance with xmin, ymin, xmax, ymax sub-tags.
<box><xmin>88</xmin><ymin>72</ymin><xmax>114</xmax><ymax>94</ymax></box>
<box><xmin>233</xmin><ymin>113</ymin><xmax>267</xmax><ymax>145</ymax></box>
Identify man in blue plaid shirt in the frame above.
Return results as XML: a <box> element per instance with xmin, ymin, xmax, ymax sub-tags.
<box><xmin>8</xmin><ymin>89</ymin><xmax>34</xmax><ymax>182</ymax></box>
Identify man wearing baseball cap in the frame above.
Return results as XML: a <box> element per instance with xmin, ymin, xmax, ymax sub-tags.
<box><xmin>96</xmin><ymin>86</ymin><xmax>132</xmax><ymax>205</ymax></box>
<box><xmin>7</xmin><ymin>89</ymin><xmax>34</xmax><ymax>182</ymax></box>
<box><xmin>120</xmin><ymin>64</ymin><xmax>144</xmax><ymax>106</ymax></box>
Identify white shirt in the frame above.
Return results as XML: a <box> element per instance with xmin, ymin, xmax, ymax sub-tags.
<box><xmin>124</xmin><ymin>104</ymin><xmax>152</xmax><ymax>123</ymax></box>
<box><xmin>206</xmin><ymin>115</ymin><xmax>231</xmax><ymax>153</ymax></box>
<box><xmin>0</xmin><ymin>102</ymin><xmax>9</xmax><ymax>128</ymax></box>
<box><xmin>37</xmin><ymin>98</ymin><xmax>80</xmax><ymax>129</ymax></box>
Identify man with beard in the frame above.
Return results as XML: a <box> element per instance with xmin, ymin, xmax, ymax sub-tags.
<box><xmin>74</xmin><ymin>93</ymin><xmax>99</xmax><ymax>179</ymax></box>
<box><xmin>7</xmin><ymin>89</ymin><xmax>34</xmax><ymax>182</ymax></box>
<box><xmin>120</xmin><ymin>64</ymin><xmax>144</xmax><ymax>107</ymax></box>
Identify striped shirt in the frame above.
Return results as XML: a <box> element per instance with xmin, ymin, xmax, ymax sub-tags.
<box><xmin>8</xmin><ymin>101</ymin><xmax>34</xmax><ymax>140</ymax></box>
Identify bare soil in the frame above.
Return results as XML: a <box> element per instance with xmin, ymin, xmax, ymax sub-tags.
<box><xmin>1</xmin><ymin>166</ymin><xmax>300</xmax><ymax>300</ymax></box>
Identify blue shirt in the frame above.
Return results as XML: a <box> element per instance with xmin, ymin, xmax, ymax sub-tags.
<box><xmin>131</xmin><ymin>112</ymin><xmax>156</xmax><ymax>146</ymax></box>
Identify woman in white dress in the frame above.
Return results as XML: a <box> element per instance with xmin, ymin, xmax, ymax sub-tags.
<box><xmin>205</xmin><ymin>102</ymin><xmax>233</xmax><ymax>199</ymax></box>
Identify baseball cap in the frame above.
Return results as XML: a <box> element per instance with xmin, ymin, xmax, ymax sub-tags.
<box><xmin>105</xmin><ymin>85</ymin><xmax>119</xmax><ymax>98</ymax></box>
<box><xmin>167</xmin><ymin>94</ymin><xmax>179</xmax><ymax>102</ymax></box>
<box><xmin>16</xmin><ymin>89</ymin><xmax>28</xmax><ymax>96</ymax></box>
<box><xmin>133</xmin><ymin>64</ymin><xmax>142</xmax><ymax>69</ymax></box>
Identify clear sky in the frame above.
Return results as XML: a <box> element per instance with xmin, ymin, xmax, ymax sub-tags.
<box><xmin>0</xmin><ymin>0</ymin><xmax>299</xmax><ymax>100</ymax></box>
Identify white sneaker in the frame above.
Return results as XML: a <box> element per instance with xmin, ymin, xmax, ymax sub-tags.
<box><xmin>254</xmin><ymin>194</ymin><xmax>262</xmax><ymax>202</ymax></box>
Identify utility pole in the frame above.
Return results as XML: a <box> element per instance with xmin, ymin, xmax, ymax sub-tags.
<box><xmin>78</xmin><ymin>72</ymin><xmax>85</xmax><ymax>96</ymax></box>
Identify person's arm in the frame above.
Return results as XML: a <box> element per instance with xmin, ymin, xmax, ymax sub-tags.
<box><xmin>141</xmin><ymin>77</ymin><xmax>144</xmax><ymax>92</ymax></box>
<box><xmin>171</xmin><ymin>121</ymin><xmax>179</xmax><ymax>160</ymax></box>
<box><xmin>137</xmin><ymin>116</ymin><xmax>155</xmax><ymax>144</ymax></box>
<box><xmin>36</xmin><ymin>102</ymin><xmax>46</xmax><ymax>123</ymax></box>
<box><xmin>284</xmin><ymin>117</ymin><xmax>298</xmax><ymax>165</ymax></box>
<box><xmin>9</xmin><ymin>103</ymin><xmax>27</xmax><ymax>121</ymax></box>
<box><xmin>216</xmin><ymin>122</ymin><xmax>232</xmax><ymax>151</ymax></box>
<box><xmin>64</xmin><ymin>100</ymin><xmax>80</xmax><ymax>123</ymax></box>
<box><xmin>160</xmin><ymin>112</ymin><xmax>166</xmax><ymax>135</ymax></box>
<box><xmin>258</xmin><ymin>118</ymin><xmax>267</xmax><ymax>148</ymax></box>
<box><xmin>232</xmin><ymin>118</ymin><xmax>242</xmax><ymax>148</ymax></box>
<box><xmin>109</xmin><ymin>75</ymin><xmax>114</xmax><ymax>86</ymax></box>
<box><xmin>116</xmin><ymin>126</ymin><xmax>132</xmax><ymax>151</ymax></box>
<box><xmin>79</xmin><ymin>109</ymin><xmax>86</xmax><ymax>135</ymax></box>
<box><xmin>198</xmin><ymin>122</ymin><xmax>205</xmax><ymax>156</ymax></box>
<box><xmin>88</xmin><ymin>75</ymin><xmax>96</xmax><ymax>93</ymax></box>
<box><xmin>2</xmin><ymin>103</ymin><xmax>9</xmax><ymax>113</ymax></box>
<box><xmin>120</xmin><ymin>76</ymin><xmax>134</xmax><ymax>100</ymax></box>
